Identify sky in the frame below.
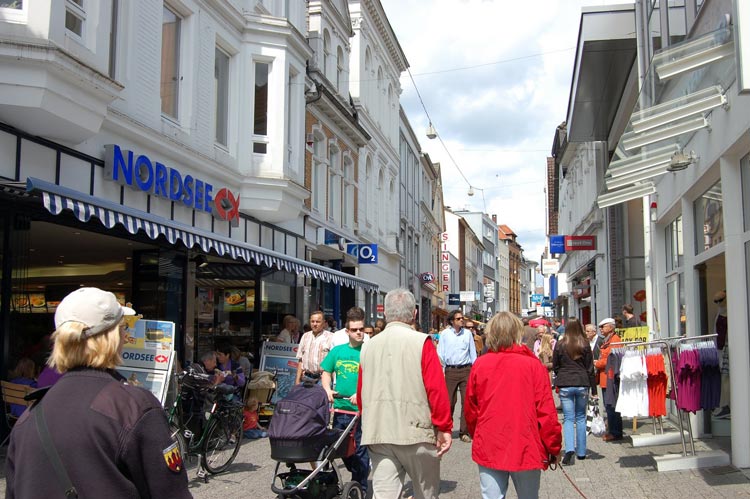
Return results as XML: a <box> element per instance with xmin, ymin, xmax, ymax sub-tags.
<box><xmin>380</xmin><ymin>0</ymin><xmax>633</xmax><ymax>263</ymax></box>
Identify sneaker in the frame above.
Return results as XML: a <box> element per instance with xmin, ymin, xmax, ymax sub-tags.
<box><xmin>713</xmin><ymin>406</ymin><xmax>731</xmax><ymax>419</ymax></box>
<box><xmin>459</xmin><ymin>434</ymin><xmax>472</xmax><ymax>443</ymax></box>
<box><xmin>562</xmin><ymin>451</ymin><xmax>575</xmax><ymax>466</ymax></box>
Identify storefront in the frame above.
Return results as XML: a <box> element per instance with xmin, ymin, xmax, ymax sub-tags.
<box><xmin>0</xmin><ymin>122</ymin><xmax>377</xmax><ymax>377</ymax></box>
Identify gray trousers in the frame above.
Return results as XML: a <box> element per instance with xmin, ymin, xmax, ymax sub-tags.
<box><xmin>368</xmin><ymin>442</ymin><xmax>441</xmax><ymax>499</ymax></box>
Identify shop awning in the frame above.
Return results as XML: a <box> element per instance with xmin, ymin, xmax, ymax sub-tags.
<box><xmin>26</xmin><ymin>177</ymin><xmax>378</xmax><ymax>293</ymax></box>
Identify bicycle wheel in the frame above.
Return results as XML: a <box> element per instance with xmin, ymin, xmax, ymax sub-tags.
<box><xmin>168</xmin><ymin>423</ymin><xmax>189</xmax><ymax>475</ymax></box>
<box><xmin>201</xmin><ymin>410</ymin><xmax>242</xmax><ymax>474</ymax></box>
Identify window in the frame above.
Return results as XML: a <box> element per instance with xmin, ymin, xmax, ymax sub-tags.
<box><xmin>160</xmin><ymin>6</ymin><xmax>181</xmax><ymax>118</ymax></box>
<box><xmin>323</xmin><ymin>30</ymin><xmax>331</xmax><ymax>79</ymax></box>
<box><xmin>343</xmin><ymin>157</ymin><xmax>354</xmax><ymax>228</ymax></box>
<box><xmin>253</xmin><ymin>62</ymin><xmax>269</xmax><ymax>154</ymax></box>
<box><xmin>693</xmin><ymin>181</ymin><xmax>723</xmax><ymax>253</ymax></box>
<box><xmin>214</xmin><ymin>47</ymin><xmax>230</xmax><ymax>146</ymax></box>
<box><xmin>0</xmin><ymin>1</ymin><xmax>23</xmax><ymax>8</ymax></box>
<box><xmin>108</xmin><ymin>0</ymin><xmax>119</xmax><ymax>78</ymax></box>
<box><xmin>336</xmin><ymin>46</ymin><xmax>344</xmax><ymax>91</ymax></box>
<box><xmin>328</xmin><ymin>146</ymin><xmax>340</xmax><ymax>222</ymax></box>
<box><xmin>0</xmin><ymin>0</ymin><xmax>27</xmax><ymax>23</ymax></box>
<box><xmin>312</xmin><ymin>135</ymin><xmax>325</xmax><ymax>212</ymax></box>
<box><xmin>365</xmin><ymin>158</ymin><xmax>372</xmax><ymax>226</ymax></box>
<box><xmin>65</xmin><ymin>0</ymin><xmax>85</xmax><ymax>37</ymax></box>
<box><xmin>665</xmin><ymin>215</ymin><xmax>683</xmax><ymax>272</ymax></box>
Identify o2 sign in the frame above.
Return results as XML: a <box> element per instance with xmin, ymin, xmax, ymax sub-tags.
<box><xmin>345</xmin><ymin>243</ymin><xmax>378</xmax><ymax>264</ymax></box>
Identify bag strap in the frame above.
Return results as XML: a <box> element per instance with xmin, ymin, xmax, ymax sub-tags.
<box><xmin>33</xmin><ymin>405</ymin><xmax>79</xmax><ymax>499</ymax></box>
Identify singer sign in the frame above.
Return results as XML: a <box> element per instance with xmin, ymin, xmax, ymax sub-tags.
<box><xmin>441</xmin><ymin>232</ymin><xmax>450</xmax><ymax>292</ymax></box>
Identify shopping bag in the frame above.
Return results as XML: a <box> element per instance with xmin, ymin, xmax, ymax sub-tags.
<box><xmin>586</xmin><ymin>399</ymin><xmax>606</xmax><ymax>437</ymax></box>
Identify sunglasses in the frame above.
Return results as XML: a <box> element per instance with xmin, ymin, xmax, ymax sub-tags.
<box><xmin>348</xmin><ymin>327</ymin><xmax>365</xmax><ymax>332</ymax></box>
<box><xmin>454</xmin><ymin>317</ymin><xmax>464</xmax><ymax>321</ymax></box>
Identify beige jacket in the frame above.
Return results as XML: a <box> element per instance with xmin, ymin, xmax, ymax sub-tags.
<box><xmin>359</xmin><ymin>321</ymin><xmax>435</xmax><ymax>446</ymax></box>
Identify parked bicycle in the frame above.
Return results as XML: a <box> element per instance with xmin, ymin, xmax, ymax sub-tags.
<box><xmin>167</xmin><ymin>367</ymin><xmax>244</xmax><ymax>480</ymax></box>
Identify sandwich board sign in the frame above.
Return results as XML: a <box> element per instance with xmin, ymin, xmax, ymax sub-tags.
<box><xmin>117</xmin><ymin>318</ymin><xmax>175</xmax><ymax>406</ymax></box>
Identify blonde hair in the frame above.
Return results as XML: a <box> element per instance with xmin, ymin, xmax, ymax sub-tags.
<box><xmin>485</xmin><ymin>312</ymin><xmax>524</xmax><ymax>352</ymax></box>
<box><xmin>245</xmin><ymin>396</ymin><xmax>260</xmax><ymax>411</ymax></box>
<box><xmin>539</xmin><ymin>333</ymin><xmax>554</xmax><ymax>360</ymax></box>
<box><xmin>47</xmin><ymin>321</ymin><xmax>122</xmax><ymax>373</ymax></box>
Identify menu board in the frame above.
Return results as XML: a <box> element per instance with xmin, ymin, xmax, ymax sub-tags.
<box><xmin>223</xmin><ymin>288</ymin><xmax>254</xmax><ymax>312</ymax></box>
<box><xmin>122</xmin><ymin>319</ymin><xmax>175</xmax><ymax>351</ymax></box>
<box><xmin>196</xmin><ymin>287</ymin><xmax>214</xmax><ymax>321</ymax></box>
<box><xmin>29</xmin><ymin>293</ymin><xmax>47</xmax><ymax>313</ymax></box>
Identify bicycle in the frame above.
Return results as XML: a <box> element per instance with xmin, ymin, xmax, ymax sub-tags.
<box><xmin>166</xmin><ymin>367</ymin><xmax>244</xmax><ymax>481</ymax></box>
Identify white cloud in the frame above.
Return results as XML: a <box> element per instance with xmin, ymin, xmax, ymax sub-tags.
<box><xmin>381</xmin><ymin>0</ymin><xmax>633</xmax><ymax>261</ymax></box>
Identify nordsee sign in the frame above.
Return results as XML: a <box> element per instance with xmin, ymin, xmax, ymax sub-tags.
<box><xmin>104</xmin><ymin>144</ymin><xmax>240</xmax><ymax>226</ymax></box>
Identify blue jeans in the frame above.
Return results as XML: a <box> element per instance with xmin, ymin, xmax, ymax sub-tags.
<box><xmin>333</xmin><ymin>412</ymin><xmax>369</xmax><ymax>493</ymax></box>
<box><xmin>478</xmin><ymin>465</ymin><xmax>540</xmax><ymax>499</ymax></box>
<box><xmin>243</xmin><ymin>428</ymin><xmax>267</xmax><ymax>439</ymax></box>
<box><xmin>558</xmin><ymin>386</ymin><xmax>588</xmax><ymax>455</ymax></box>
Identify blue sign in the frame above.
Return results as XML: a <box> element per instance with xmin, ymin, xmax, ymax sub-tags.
<box><xmin>448</xmin><ymin>294</ymin><xmax>460</xmax><ymax>305</ymax></box>
<box><xmin>549</xmin><ymin>235</ymin><xmax>566</xmax><ymax>254</ymax></box>
<box><xmin>531</xmin><ymin>293</ymin><xmax>543</xmax><ymax>303</ymax></box>
<box><xmin>346</xmin><ymin>243</ymin><xmax>378</xmax><ymax>264</ymax></box>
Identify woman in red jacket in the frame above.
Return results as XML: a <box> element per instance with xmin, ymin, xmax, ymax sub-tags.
<box><xmin>465</xmin><ymin>312</ymin><xmax>562</xmax><ymax>499</ymax></box>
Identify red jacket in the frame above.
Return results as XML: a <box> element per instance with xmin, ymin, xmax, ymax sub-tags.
<box><xmin>464</xmin><ymin>344</ymin><xmax>562</xmax><ymax>471</ymax></box>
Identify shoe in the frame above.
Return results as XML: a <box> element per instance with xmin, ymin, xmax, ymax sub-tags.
<box><xmin>713</xmin><ymin>406</ymin><xmax>731</xmax><ymax>419</ymax></box>
<box><xmin>460</xmin><ymin>434</ymin><xmax>472</xmax><ymax>443</ymax></box>
<box><xmin>602</xmin><ymin>434</ymin><xmax>623</xmax><ymax>442</ymax></box>
<box><xmin>577</xmin><ymin>455</ymin><xmax>587</xmax><ymax>460</ymax></box>
<box><xmin>562</xmin><ymin>451</ymin><xmax>575</xmax><ymax>466</ymax></box>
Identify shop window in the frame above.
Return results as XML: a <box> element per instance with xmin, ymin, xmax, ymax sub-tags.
<box><xmin>253</xmin><ymin>61</ymin><xmax>269</xmax><ymax>154</ymax></box>
<box><xmin>693</xmin><ymin>180</ymin><xmax>723</xmax><ymax>253</ymax></box>
<box><xmin>666</xmin><ymin>275</ymin><xmax>685</xmax><ymax>337</ymax></box>
<box><xmin>160</xmin><ymin>5</ymin><xmax>181</xmax><ymax>119</ymax></box>
<box><xmin>214</xmin><ymin>47</ymin><xmax>230</xmax><ymax>146</ymax></box>
<box><xmin>665</xmin><ymin>215</ymin><xmax>683</xmax><ymax>272</ymax></box>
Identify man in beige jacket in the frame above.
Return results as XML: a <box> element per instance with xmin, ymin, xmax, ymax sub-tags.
<box><xmin>357</xmin><ymin>288</ymin><xmax>452</xmax><ymax>499</ymax></box>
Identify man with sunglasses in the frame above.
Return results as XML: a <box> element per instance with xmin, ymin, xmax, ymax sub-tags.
<box><xmin>438</xmin><ymin>310</ymin><xmax>478</xmax><ymax>443</ymax></box>
<box><xmin>321</xmin><ymin>307</ymin><xmax>370</xmax><ymax>494</ymax></box>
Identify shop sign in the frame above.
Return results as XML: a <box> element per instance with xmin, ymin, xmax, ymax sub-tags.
<box><xmin>549</xmin><ymin>235</ymin><xmax>566</xmax><ymax>254</ymax></box>
<box><xmin>259</xmin><ymin>342</ymin><xmax>298</xmax><ymax>402</ymax></box>
<box><xmin>459</xmin><ymin>290</ymin><xmax>475</xmax><ymax>302</ymax></box>
<box><xmin>440</xmin><ymin>232</ymin><xmax>450</xmax><ymax>292</ymax></box>
<box><xmin>420</xmin><ymin>272</ymin><xmax>435</xmax><ymax>283</ymax></box>
<box><xmin>448</xmin><ymin>294</ymin><xmax>460</xmax><ymax>305</ymax></box>
<box><xmin>564</xmin><ymin>235</ymin><xmax>596</xmax><ymax>251</ymax></box>
<box><xmin>104</xmin><ymin>144</ymin><xmax>240</xmax><ymax>226</ymax></box>
<box><xmin>542</xmin><ymin>258</ymin><xmax>560</xmax><ymax>275</ymax></box>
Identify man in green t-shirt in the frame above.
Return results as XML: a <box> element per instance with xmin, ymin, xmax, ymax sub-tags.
<box><xmin>321</xmin><ymin>308</ymin><xmax>369</xmax><ymax>494</ymax></box>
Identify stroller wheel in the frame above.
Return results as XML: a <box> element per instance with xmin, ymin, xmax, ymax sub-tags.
<box><xmin>341</xmin><ymin>481</ymin><xmax>363</xmax><ymax>499</ymax></box>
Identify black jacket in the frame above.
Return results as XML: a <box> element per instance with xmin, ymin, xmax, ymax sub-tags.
<box><xmin>6</xmin><ymin>368</ymin><xmax>191</xmax><ymax>499</ymax></box>
<box><xmin>552</xmin><ymin>342</ymin><xmax>596</xmax><ymax>390</ymax></box>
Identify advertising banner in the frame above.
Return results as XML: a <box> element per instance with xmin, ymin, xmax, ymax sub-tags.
<box><xmin>618</xmin><ymin>326</ymin><xmax>649</xmax><ymax>343</ymax></box>
<box><xmin>259</xmin><ymin>342</ymin><xmax>299</xmax><ymax>403</ymax></box>
<box><xmin>118</xmin><ymin>319</ymin><xmax>175</xmax><ymax>405</ymax></box>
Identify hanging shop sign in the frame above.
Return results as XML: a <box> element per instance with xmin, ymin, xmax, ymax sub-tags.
<box><xmin>564</xmin><ymin>235</ymin><xmax>596</xmax><ymax>251</ymax></box>
<box><xmin>542</xmin><ymin>258</ymin><xmax>560</xmax><ymax>275</ymax></box>
<box><xmin>440</xmin><ymin>232</ymin><xmax>450</xmax><ymax>292</ymax></box>
<box><xmin>104</xmin><ymin>144</ymin><xmax>240</xmax><ymax>226</ymax></box>
<box><xmin>549</xmin><ymin>235</ymin><xmax>566</xmax><ymax>254</ymax></box>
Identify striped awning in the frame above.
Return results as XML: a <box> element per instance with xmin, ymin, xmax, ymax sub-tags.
<box><xmin>26</xmin><ymin>177</ymin><xmax>377</xmax><ymax>292</ymax></box>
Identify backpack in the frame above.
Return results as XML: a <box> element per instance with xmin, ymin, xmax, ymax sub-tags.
<box><xmin>268</xmin><ymin>382</ymin><xmax>329</xmax><ymax>440</ymax></box>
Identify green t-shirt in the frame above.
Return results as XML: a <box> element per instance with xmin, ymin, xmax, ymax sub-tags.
<box><xmin>320</xmin><ymin>342</ymin><xmax>361</xmax><ymax>412</ymax></box>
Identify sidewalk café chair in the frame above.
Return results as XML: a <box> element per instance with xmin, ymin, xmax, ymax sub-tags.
<box><xmin>1</xmin><ymin>380</ymin><xmax>35</xmax><ymax>446</ymax></box>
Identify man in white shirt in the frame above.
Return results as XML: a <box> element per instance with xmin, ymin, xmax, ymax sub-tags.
<box><xmin>437</xmin><ymin>309</ymin><xmax>477</xmax><ymax>443</ymax></box>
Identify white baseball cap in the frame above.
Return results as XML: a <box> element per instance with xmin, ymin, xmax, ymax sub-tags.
<box><xmin>54</xmin><ymin>287</ymin><xmax>135</xmax><ymax>338</ymax></box>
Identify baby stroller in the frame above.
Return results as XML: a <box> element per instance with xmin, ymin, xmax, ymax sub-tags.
<box><xmin>269</xmin><ymin>381</ymin><xmax>363</xmax><ymax>499</ymax></box>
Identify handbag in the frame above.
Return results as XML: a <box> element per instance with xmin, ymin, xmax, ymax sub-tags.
<box><xmin>586</xmin><ymin>399</ymin><xmax>606</xmax><ymax>437</ymax></box>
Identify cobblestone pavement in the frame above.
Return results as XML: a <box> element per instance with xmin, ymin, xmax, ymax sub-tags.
<box><xmin>180</xmin><ymin>404</ymin><xmax>750</xmax><ymax>499</ymax></box>
<box><xmin>1</xmin><ymin>404</ymin><xmax>749</xmax><ymax>498</ymax></box>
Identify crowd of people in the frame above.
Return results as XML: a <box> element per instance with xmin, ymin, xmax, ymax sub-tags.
<box><xmin>2</xmin><ymin>286</ymin><xmax>642</xmax><ymax>499</ymax></box>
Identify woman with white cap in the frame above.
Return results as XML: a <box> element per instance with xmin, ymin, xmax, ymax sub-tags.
<box><xmin>5</xmin><ymin>287</ymin><xmax>192</xmax><ymax>498</ymax></box>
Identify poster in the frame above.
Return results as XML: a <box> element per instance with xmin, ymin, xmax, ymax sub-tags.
<box><xmin>618</xmin><ymin>326</ymin><xmax>649</xmax><ymax>343</ymax></box>
<box><xmin>123</xmin><ymin>320</ymin><xmax>175</xmax><ymax>351</ymax></box>
<box><xmin>196</xmin><ymin>287</ymin><xmax>214</xmax><ymax>321</ymax></box>
<box><xmin>118</xmin><ymin>319</ymin><xmax>175</xmax><ymax>405</ymax></box>
<box><xmin>116</xmin><ymin>367</ymin><xmax>167</xmax><ymax>400</ymax></box>
<box><xmin>223</xmin><ymin>289</ymin><xmax>247</xmax><ymax>312</ymax></box>
<box><xmin>259</xmin><ymin>342</ymin><xmax>299</xmax><ymax>403</ymax></box>
<box><xmin>29</xmin><ymin>293</ymin><xmax>47</xmax><ymax>313</ymax></box>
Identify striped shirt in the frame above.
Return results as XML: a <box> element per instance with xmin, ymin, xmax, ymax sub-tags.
<box><xmin>296</xmin><ymin>330</ymin><xmax>334</xmax><ymax>374</ymax></box>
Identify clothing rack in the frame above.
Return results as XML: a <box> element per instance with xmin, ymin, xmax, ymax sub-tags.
<box><xmin>612</xmin><ymin>339</ymin><xmax>683</xmax><ymax>452</ymax></box>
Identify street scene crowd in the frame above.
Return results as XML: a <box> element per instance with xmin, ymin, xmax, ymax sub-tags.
<box><xmin>5</xmin><ymin>286</ymin><xmax>747</xmax><ymax>498</ymax></box>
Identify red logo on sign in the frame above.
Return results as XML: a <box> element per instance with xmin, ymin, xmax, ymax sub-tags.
<box><xmin>213</xmin><ymin>188</ymin><xmax>240</xmax><ymax>227</ymax></box>
<box><xmin>155</xmin><ymin>355</ymin><xmax>168</xmax><ymax>363</ymax></box>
